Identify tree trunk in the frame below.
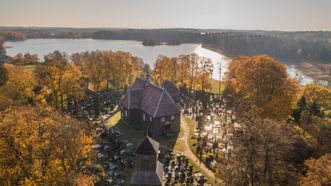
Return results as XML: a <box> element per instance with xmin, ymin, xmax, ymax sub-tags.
<box><xmin>60</xmin><ymin>94</ymin><xmax>64</xmax><ymax>109</ymax></box>
<box><xmin>263</xmin><ymin>137</ymin><xmax>270</xmax><ymax>184</ymax></box>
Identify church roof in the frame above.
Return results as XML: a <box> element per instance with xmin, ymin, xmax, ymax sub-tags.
<box><xmin>135</xmin><ymin>136</ymin><xmax>159</xmax><ymax>155</ymax></box>
<box><xmin>162</xmin><ymin>80</ymin><xmax>179</xmax><ymax>98</ymax></box>
<box><xmin>120</xmin><ymin>78</ymin><xmax>180</xmax><ymax>118</ymax></box>
<box><xmin>130</xmin><ymin>161</ymin><xmax>163</xmax><ymax>185</ymax></box>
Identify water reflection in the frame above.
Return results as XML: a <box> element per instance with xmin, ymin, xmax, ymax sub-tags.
<box><xmin>6</xmin><ymin>39</ymin><xmax>313</xmax><ymax>84</ymax></box>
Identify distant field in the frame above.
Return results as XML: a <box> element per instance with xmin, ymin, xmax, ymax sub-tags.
<box><xmin>22</xmin><ymin>64</ymin><xmax>36</xmax><ymax>71</ymax></box>
<box><xmin>210</xmin><ymin>79</ymin><xmax>225</xmax><ymax>94</ymax></box>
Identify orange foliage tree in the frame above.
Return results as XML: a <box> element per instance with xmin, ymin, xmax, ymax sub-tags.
<box><xmin>223</xmin><ymin>55</ymin><xmax>299</xmax><ymax>120</ymax></box>
<box><xmin>0</xmin><ymin>106</ymin><xmax>93</xmax><ymax>185</ymax></box>
<box><xmin>152</xmin><ymin>55</ymin><xmax>174</xmax><ymax>84</ymax></box>
<box><xmin>0</xmin><ymin>64</ymin><xmax>35</xmax><ymax>107</ymax></box>
<box><xmin>34</xmin><ymin>51</ymin><xmax>83</xmax><ymax>109</ymax></box>
<box><xmin>299</xmin><ymin>153</ymin><xmax>331</xmax><ymax>186</ymax></box>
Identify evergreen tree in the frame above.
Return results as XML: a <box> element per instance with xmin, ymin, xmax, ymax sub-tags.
<box><xmin>293</xmin><ymin>96</ymin><xmax>308</xmax><ymax>123</ymax></box>
<box><xmin>310</xmin><ymin>101</ymin><xmax>322</xmax><ymax>117</ymax></box>
<box><xmin>0</xmin><ymin>65</ymin><xmax>8</xmax><ymax>86</ymax></box>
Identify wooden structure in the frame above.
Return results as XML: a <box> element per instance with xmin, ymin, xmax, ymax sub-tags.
<box><xmin>120</xmin><ymin>76</ymin><xmax>180</xmax><ymax>136</ymax></box>
<box><xmin>130</xmin><ymin>136</ymin><xmax>163</xmax><ymax>185</ymax></box>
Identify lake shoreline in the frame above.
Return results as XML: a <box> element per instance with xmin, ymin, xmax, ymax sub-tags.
<box><xmin>201</xmin><ymin>43</ymin><xmax>331</xmax><ymax>87</ymax></box>
<box><xmin>5</xmin><ymin>38</ymin><xmax>321</xmax><ymax>85</ymax></box>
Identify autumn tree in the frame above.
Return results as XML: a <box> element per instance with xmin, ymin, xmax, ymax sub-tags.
<box><xmin>62</xmin><ymin>64</ymin><xmax>84</xmax><ymax>111</ymax></box>
<box><xmin>0</xmin><ymin>64</ymin><xmax>35</xmax><ymax>106</ymax></box>
<box><xmin>109</xmin><ymin>51</ymin><xmax>140</xmax><ymax>89</ymax></box>
<box><xmin>0</xmin><ymin>106</ymin><xmax>93</xmax><ymax>185</ymax></box>
<box><xmin>223</xmin><ymin>55</ymin><xmax>299</xmax><ymax>120</ymax></box>
<box><xmin>9</xmin><ymin>53</ymin><xmax>39</xmax><ymax>65</ymax></box>
<box><xmin>152</xmin><ymin>55</ymin><xmax>173</xmax><ymax>84</ymax></box>
<box><xmin>299</xmin><ymin>153</ymin><xmax>331</xmax><ymax>186</ymax></box>
<box><xmin>317</xmin><ymin>124</ymin><xmax>331</xmax><ymax>156</ymax></box>
<box><xmin>73</xmin><ymin>51</ymin><xmax>140</xmax><ymax>91</ymax></box>
<box><xmin>0</xmin><ymin>37</ymin><xmax>6</xmax><ymax>56</ymax></box>
<box><xmin>0</xmin><ymin>65</ymin><xmax>8</xmax><ymax>86</ymax></box>
<box><xmin>198</xmin><ymin>57</ymin><xmax>213</xmax><ymax>92</ymax></box>
<box><xmin>177</xmin><ymin>54</ymin><xmax>190</xmax><ymax>87</ymax></box>
<box><xmin>293</xmin><ymin>84</ymin><xmax>331</xmax><ymax>135</ymax></box>
<box><xmin>186</xmin><ymin>54</ymin><xmax>200</xmax><ymax>90</ymax></box>
<box><xmin>217</xmin><ymin>118</ymin><xmax>299</xmax><ymax>185</ymax></box>
<box><xmin>152</xmin><ymin>53</ymin><xmax>213</xmax><ymax>91</ymax></box>
<box><xmin>302</xmin><ymin>84</ymin><xmax>330</xmax><ymax>115</ymax></box>
<box><xmin>35</xmin><ymin>51</ymin><xmax>83</xmax><ymax>109</ymax></box>
<box><xmin>170</xmin><ymin>57</ymin><xmax>177</xmax><ymax>81</ymax></box>
<box><xmin>218</xmin><ymin>60</ymin><xmax>223</xmax><ymax>95</ymax></box>
<box><xmin>72</xmin><ymin>50</ymin><xmax>141</xmax><ymax>116</ymax></box>
<box><xmin>72</xmin><ymin>51</ymin><xmax>106</xmax><ymax>92</ymax></box>
<box><xmin>0</xmin><ymin>37</ymin><xmax>6</xmax><ymax>86</ymax></box>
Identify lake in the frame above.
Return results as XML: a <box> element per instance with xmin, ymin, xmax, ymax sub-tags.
<box><xmin>5</xmin><ymin>39</ymin><xmax>313</xmax><ymax>84</ymax></box>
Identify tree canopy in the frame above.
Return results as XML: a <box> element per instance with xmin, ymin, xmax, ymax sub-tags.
<box><xmin>0</xmin><ymin>106</ymin><xmax>93</xmax><ymax>185</ymax></box>
<box><xmin>299</xmin><ymin>153</ymin><xmax>331</xmax><ymax>186</ymax></box>
<box><xmin>223</xmin><ymin>55</ymin><xmax>299</xmax><ymax>120</ymax></box>
<box><xmin>152</xmin><ymin>53</ymin><xmax>213</xmax><ymax>92</ymax></box>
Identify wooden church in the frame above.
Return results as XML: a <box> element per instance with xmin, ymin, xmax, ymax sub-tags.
<box><xmin>119</xmin><ymin>75</ymin><xmax>180</xmax><ymax>136</ymax></box>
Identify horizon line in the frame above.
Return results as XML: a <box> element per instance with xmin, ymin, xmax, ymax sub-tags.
<box><xmin>0</xmin><ymin>25</ymin><xmax>330</xmax><ymax>32</ymax></box>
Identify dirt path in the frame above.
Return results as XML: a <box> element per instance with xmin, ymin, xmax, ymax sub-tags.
<box><xmin>175</xmin><ymin>117</ymin><xmax>216</xmax><ymax>183</ymax></box>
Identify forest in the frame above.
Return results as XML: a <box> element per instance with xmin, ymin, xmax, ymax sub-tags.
<box><xmin>91</xmin><ymin>29</ymin><xmax>202</xmax><ymax>43</ymax></box>
<box><xmin>1</xmin><ymin>27</ymin><xmax>331</xmax><ymax>65</ymax></box>
<box><xmin>203</xmin><ymin>31</ymin><xmax>331</xmax><ymax>64</ymax></box>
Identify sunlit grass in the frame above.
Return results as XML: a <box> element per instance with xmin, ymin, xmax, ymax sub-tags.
<box><xmin>183</xmin><ymin>115</ymin><xmax>198</xmax><ymax>156</ymax></box>
<box><xmin>106</xmin><ymin>111</ymin><xmax>183</xmax><ymax>148</ymax></box>
<box><xmin>105</xmin><ymin>111</ymin><xmax>121</xmax><ymax>128</ymax></box>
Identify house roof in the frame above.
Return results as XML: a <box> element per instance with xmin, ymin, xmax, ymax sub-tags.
<box><xmin>135</xmin><ymin>136</ymin><xmax>159</xmax><ymax>155</ymax></box>
<box><xmin>120</xmin><ymin>78</ymin><xmax>180</xmax><ymax>118</ymax></box>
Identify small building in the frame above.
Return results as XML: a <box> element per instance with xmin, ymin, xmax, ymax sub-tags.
<box><xmin>119</xmin><ymin>76</ymin><xmax>181</xmax><ymax>136</ymax></box>
<box><xmin>130</xmin><ymin>136</ymin><xmax>163</xmax><ymax>185</ymax></box>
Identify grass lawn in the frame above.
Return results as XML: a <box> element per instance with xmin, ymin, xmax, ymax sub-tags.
<box><xmin>210</xmin><ymin>79</ymin><xmax>225</xmax><ymax>94</ymax></box>
<box><xmin>106</xmin><ymin>111</ymin><xmax>121</xmax><ymax>127</ymax></box>
<box><xmin>157</xmin><ymin>124</ymin><xmax>185</xmax><ymax>150</ymax></box>
<box><xmin>191</xmin><ymin>79</ymin><xmax>225</xmax><ymax>94</ymax></box>
<box><xmin>183</xmin><ymin>115</ymin><xmax>199</xmax><ymax>157</ymax></box>
<box><xmin>105</xmin><ymin>111</ymin><xmax>147</xmax><ymax>145</ymax></box>
<box><xmin>22</xmin><ymin>64</ymin><xmax>37</xmax><ymax>70</ymax></box>
<box><xmin>106</xmin><ymin>111</ymin><xmax>184</xmax><ymax>149</ymax></box>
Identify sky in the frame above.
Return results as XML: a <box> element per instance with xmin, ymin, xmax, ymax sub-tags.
<box><xmin>0</xmin><ymin>0</ymin><xmax>331</xmax><ymax>31</ymax></box>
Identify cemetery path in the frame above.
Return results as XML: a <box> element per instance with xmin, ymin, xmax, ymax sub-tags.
<box><xmin>176</xmin><ymin>118</ymin><xmax>216</xmax><ymax>182</ymax></box>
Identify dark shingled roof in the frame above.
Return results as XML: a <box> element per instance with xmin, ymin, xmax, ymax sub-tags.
<box><xmin>162</xmin><ymin>80</ymin><xmax>179</xmax><ymax>98</ymax></box>
<box><xmin>131</xmin><ymin>78</ymin><xmax>145</xmax><ymax>90</ymax></box>
<box><xmin>135</xmin><ymin>136</ymin><xmax>159</xmax><ymax>155</ymax></box>
<box><xmin>130</xmin><ymin>161</ymin><xmax>163</xmax><ymax>185</ymax></box>
<box><xmin>120</xmin><ymin>78</ymin><xmax>180</xmax><ymax>118</ymax></box>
